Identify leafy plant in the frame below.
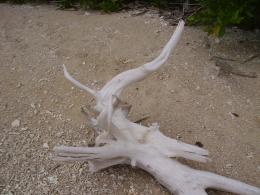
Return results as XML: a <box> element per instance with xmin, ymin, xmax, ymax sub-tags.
<box><xmin>188</xmin><ymin>0</ymin><xmax>259</xmax><ymax>36</ymax></box>
<box><xmin>1</xmin><ymin>0</ymin><xmax>259</xmax><ymax>35</ymax></box>
<box><xmin>146</xmin><ymin>0</ymin><xmax>169</xmax><ymax>8</ymax></box>
<box><xmin>56</xmin><ymin>0</ymin><xmax>122</xmax><ymax>12</ymax></box>
<box><xmin>58</xmin><ymin>0</ymin><xmax>76</xmax><ymax>9</ymax></box>
<box><xmin>99</xmin><ymin>0</ymin><xmax>122</xmax><ymax>12</ymax></box>
<box><xmin>0</xmin><ymin>0</ymin><xmax>48</xmax><ymax>3</ymax></box>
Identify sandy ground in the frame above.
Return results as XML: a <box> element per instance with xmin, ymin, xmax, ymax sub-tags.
<box><xmin>0</xmin><ymin>4</ymin><xmax>259</xmax><ymax>195</ymax></box>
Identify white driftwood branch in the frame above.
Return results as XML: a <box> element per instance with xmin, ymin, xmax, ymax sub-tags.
<box><xmin>53</xmin><ymin>20</ymin><xmax>260</xmax><ymax>195</ymax></box>
<box><xmin>54</xmin><ymin>143</ymin><xmax>259</xmax><ymax>195</ymax></box>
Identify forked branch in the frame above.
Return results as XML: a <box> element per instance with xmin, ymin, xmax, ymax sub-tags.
<box><xmin>53</xmin><ymin>20</ymin><xmax>260</xmax><ymax>195</ymax></box>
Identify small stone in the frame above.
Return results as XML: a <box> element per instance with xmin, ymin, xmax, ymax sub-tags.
<box><xmin>129</xmin><ymin>184</ymin><xmax>136</xmax><ymax>194</ymax></box>
<box><xmin>17</xmin><ymin>82</ymin><xmax>22</xmax><ymax>88</ymax></box>
<box><xmin>225</xmin><ymin>163</ymin><xmax>233</xmax><ymax>168</ymax></box>
<box><xmin>68</xmin><ymin>104</ymin><xmax>74</xmax><ymax>108</ymax></box>
<box><xmin>246</xmin><ymin>152</ymin><xmax>254</xmax><ymax>159</ymax></box>
<box><xmin>215</xmin><ymin>38</ymin><xmax>220</xmax><ymax>43</ymax></box>
<box><xmin>84</xmin><ymin>11</ymin><xmax>91</xmax><ymax>16</ymax></box>
<box><xmin>34</xmin><ymin>109</ymin><xmax>39</xmax><ymax>115</ymax></box>
<box><xmin>80</xmin><ymin>124</ymin><xmax>85</xmax><ymax>130</ymax></box>
<box><xmin>30</xmin><ymin>103</ymin><xmax>36</xmax><ymax>109</ymax></box>
<box><xmin>43</xmin><ymin>143</ymin><xmax>49</xmax><ymax>149</ymax></box>
<box><xmin>227</xmin><ymin>101</ymin><xmax>232</xmax><ymax>105</ymax></box>
<box><xmin>131</xmin><ymin>10</ymin><xmax>146</xmax><ymax>16</ymax></box>
<box><xmin>56</xmin><ymin>131</ymin><xmax>64</xmax><ymax>137</ymax></box>
<box><xmin>5</xmin><ymin>191</ymin><xmax>13</xmax><ymax>195</ymax></box>
<box><xmin>11</xmin><ymin>119</ymin><xmax>20</xmax><ymax>127</ymax></box>
<box><xmin>48</xmin><ymin>176</ymin><xmax>58</xmax><ymax>184</ymax></box>
<box><xmin>79</xmin><ymin>168</ymin><xmax>83</xmax><ymax>175</ymax></box>
<box><xmin>71</xmin><ymin>174</ymin><xmax>77</xmax><ymax>182</ymax></box>
<box><xmin>121</xmin><ymin>58</ymin><xmax>133</xmax><ymax>64</ymax></box>
<box><xmin>21</xmin><ymin>127</ymin><xmax>28</xmax><ymax>131</ymax></box>
<box><xmin>118</xmin><ymin>176</ymin><xmax>124</xmax><ymax>180</ymax></box>
<box><xmin>86</xmin><ymin>181</ymin><xmax>92</xmax><ymax>187</ymax></box>
<box><xmin>228</xmin><ymin>112</ymin><xmax>235</xmax><ymax>119</ymax></box>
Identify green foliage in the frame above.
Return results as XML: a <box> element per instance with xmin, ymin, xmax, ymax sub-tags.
<box><xmin>1</xmin><ymin>0</ymin><xmax>259</xmax><ymax>35</ymax></box>
<box><xmin>188</xmin><ymin>0</ymin><xmax>259</xmax><ymax>37</ymax></box>
<box><xmin>58</xmin><ymin>0</ymin><xmax>75</xmax><ymax>9</ymax></box>
<box><xmin>0</xmin><ymin>0</ymin><xmax>47</xmax><ymax>4</ymax></box>
<box><xmin>99</xmin><ymin>0</ymin><xmax>122</xmax><ymax>12</ymax></box>
<box><xmin>145</xmin><ymin>0</ymin><xmax>168</xmax><ymax>8</ymax></box>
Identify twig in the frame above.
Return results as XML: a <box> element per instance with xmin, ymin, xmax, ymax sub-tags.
<box><xmin>185</xmin><ymin>5</ymin><xmax>203</xmax><ymax>18</ymax></box>
<box><xmin>211</xmin><ymin>55</ymin><xmax>237</xmax><ymax>62</ymax></box>
<box><xmin>134</xmin><ymin>115</ymin><xmax>150</xmax><ymax>123</ymax></box>
<box><xmin>215</xmin><ymin>60</ymin><xmax>257</xmax><ymax>78</ymax></box>
<box><xmin>242</xmin><ymin>53</ymin><xmax>260</xmax><ymax>64</ymax></box>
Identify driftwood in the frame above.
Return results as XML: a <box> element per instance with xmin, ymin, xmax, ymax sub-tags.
<box><xmin>52</xmin><ymin>20</ymin><xmax>260</xmax><ymax>195</ymax></box>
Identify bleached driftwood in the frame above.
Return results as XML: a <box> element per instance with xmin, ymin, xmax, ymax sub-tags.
<box><xmin>53</xmin><ymin>20</ymin><xmax>260</xmax><ymax>195</ymax></box>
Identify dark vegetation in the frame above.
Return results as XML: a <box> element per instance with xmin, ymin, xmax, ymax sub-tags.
<box><xmin>1</xmin><ymin>0</ymin><xmax>259</xmax><ymax>36</ymax></box>
<box><xmin>188</xmin><ymin>0</ymin><xmax>260</xmax><ymax>36</ymax></box>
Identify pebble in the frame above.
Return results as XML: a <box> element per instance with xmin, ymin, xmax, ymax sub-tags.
<box><xmin>246</xmin><ymin>152</ymin><xmax>254</xmax><ymax>159</ymax></box>
<box><xmin>30</xmin><ymin>103</ymin><xmax>36</xmax><ymax>109</ymax></box>
<box><xmin>48</xmin><ymin>176</ymin><xmax>58</xmax><ymax>184</ymax></box>
<box><xmin>56</xmin><ymin>131</ymin><xmax>64</xmax><ymax>137</ymax></box>
<box><xmin>215</xmin><ymin>38</ymin><xmax>220</xmax><ymax>43</ymax></box>
<box><xmin>131</xmin><ymin>10</ymin><xmax>146</xmax><ymax>16</ymax></box>
<box><xmin>118</xmin><ymin>176</ymin><xmax>124</xmax><ymax>180</ymax></box>
<box><xmin>21</xmin><ymin>127</ymin><xmax>28</xmax><ymax>131</ymax></box>
<box><xmin>17</xmin><ymin>82</ymin><xmax>22</xmax><ymax>88</ymax></box>
<box><xmin>5</xmin><ymin>191</ymin><xmax>13</xmax><ymax>195</ymax></box>
<box><xmin>86</xmin><ymin>181</ymin><xmax>92</xmax><ymax>187</ymax></box>
<box><xmin>84</xmin><ymin>11</ymin><xmax>91</xmax><ymax>16</ymax></box>
<box><xmin>227</xmin><ymin>100</ymin><xmax>232</xmax><ymax>105</ymax></box>
<box><xmin>68</xmin><ymin>104</ymin><xmax>74</xmax><ymax>108</ymax></box>
<box><xmin>225</xmin><ymin>163</ymin><xmax>233</xmax><ymax>168</ymax></box>
<box><xmin>228</xmin><ymin>112</ymin><xmax>235</xmax><ymax>119</ymax></box>
<box><xmin>43</xmin><ymin>143</ymin><xmax>49</xmax><ymax>149</ymax></box>
<box><xmin>155</xmin><ymin>29</ymin><xmax>161</xmax><ymax>34</ymax></box>
<box><xmin>11</xmin><ymin>119</ymin><xmax>20</xmax><ymax>127</ymax></box>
